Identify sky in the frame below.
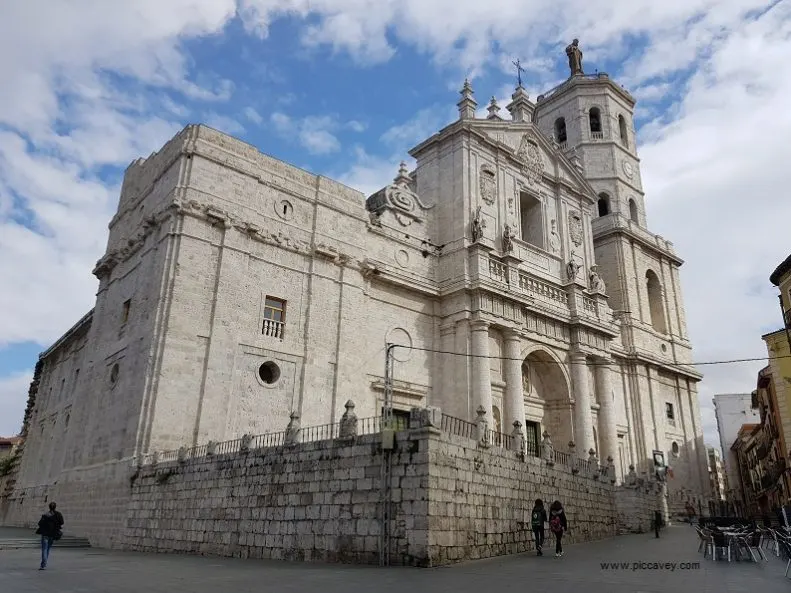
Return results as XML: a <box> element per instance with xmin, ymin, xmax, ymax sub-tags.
<box><xmin>1</xmin><ymin>0</ymin><xmax>789</xmax><ymax>453</ymax></box>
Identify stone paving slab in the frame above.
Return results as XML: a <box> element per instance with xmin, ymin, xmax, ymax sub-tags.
<box><xmin>1</xmin><ymin>526</ymin><xmax>789</xmax><ymax>593</ymax></box>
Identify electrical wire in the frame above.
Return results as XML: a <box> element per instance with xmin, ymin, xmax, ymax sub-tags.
<box><xmin>385</xmin><ymin>343</ymin><xmax>783</xmax><ymax>369</ymax></box>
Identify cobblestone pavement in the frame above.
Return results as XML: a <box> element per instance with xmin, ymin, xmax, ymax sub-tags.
<box><xmin>2</xmin><ymin>525</ymin><xmax>790</xmax><ymax>593</ymax></box>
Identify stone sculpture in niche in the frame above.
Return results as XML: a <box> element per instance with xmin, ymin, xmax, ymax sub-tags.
<box><xmin>502</xmin><ymin>224</ymin><xmax>515</xmax><ymax>253</ymax></box>
<box><xmin>548</xmin><ymin>219</ymin><xmax>561</xmax><ymax>253</ymax></box>
<box><xmin>516</xmin><ymin>135</ymin><xmax>544</xmax><ymax>184</ymax></box>
<box><xmin>589</xmin><ymin>264</ymin><xmax>606</xmax><ymax>294</ymax></box>
<box><xmin>471</xmin><ymin>206</ymin><xmax>486</xmax><ymax>243</ymax></box>
<box><xmin>568</xmin><ymin>211</ymin><xmax>583</xmax><ymax>247</ymax></box>
<box><xmin>566</xmin><ymin>254</ymin><xmax>581</xmax><ymax>281</ymax></box>
<box><xmin>479</xmin><ymin>166</ymin><xmax>496</xmax><ymax>205</ymax></box>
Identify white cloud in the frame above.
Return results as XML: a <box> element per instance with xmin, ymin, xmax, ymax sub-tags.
<box><xmin>244</xmin><ymin>106</ymin><xmax>264</xmax><ymax>124</ymax></box>
<box><xmin>270</xmin><ymin>112</ymin><xmax>346</xmax><ymax>154</ymax></box>
<box><xmin>204</xmin><ymin>113</ymin><xmax>246</xmax><ymax>136</ymax></box>
<box><xmin>0</xmin><ymin>371</ymin><xmax>32</xmax><ymax>437</ymax></box>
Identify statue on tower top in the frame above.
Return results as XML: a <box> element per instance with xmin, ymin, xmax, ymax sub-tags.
<box><xmin>565</xmin><ymin>39</ymin><xmax>584</xmax><ymax>77</ymax></box>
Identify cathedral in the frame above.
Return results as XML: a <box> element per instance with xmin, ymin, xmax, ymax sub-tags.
<box><xmin>8</xmin><ymin>42</ymin><xmax>710</xmax><ymax>514</ymax></box>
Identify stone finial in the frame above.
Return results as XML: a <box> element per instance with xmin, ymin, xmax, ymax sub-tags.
<box><xmin>177</xmin><ymin>446</ymin><xmax>187</xmax><ymax>463</ymax></box>
<box><xmin>624</xmin><ymin>463</ymin><xmax>638</xmax><ymax>487</ymax></box>
<box><xmin>394</xmin><ymin>161</ymin><xmax>411</xmax><ymax>186</ymax></box>
<box><xmin>567</xmin><ymin>441</ymin><xmax>579</xmax><ymax>473</ymax></box>
<box><xmin>285</xmin><ymin>411</ymin><xmax>301</xmax><ymax>445</ymax></box>
<box><xmin>510</xmin><ymin>421</ymin><xmax>526</xmax><ymax>457</ymax></box>
<box><xmin>241</xmin><ymin>433</ymin><xmax>253</xmax><ymax>452</ymax></box>
<box><xmin>541</xmin><ymin>430</ymin><xmax>555</xmax><ymax>465</ymax></box>
<box><xmin>151</xmin><ymin>451</ymin><xmax>160</xmax><ymax>466</ymax></box>
<box><xmin>476</xmin><ymin>405</ymin><xmax>490</xmax><ymax>448</ymax></box>
<box><xmin>506</xmin><ymin>85</ymin><xmax>534</xmax><ymax>122</ymax></box>
<box><xmin>457</xmin><ymin>79</ymin><xmax>478</xmax><ymax>120</ymax></box>
<box><xmin>339</xmin><ymin>400</ymin><xmax>358</xmax><ymax>439</ymax></box>
<box><xmin>607</xmin><ymin>455</ymin><xmax>616</xmax><ymax>484</ymax></box>
<box><xmin>588</xmin><ymin>448</ymin><xmax>599</xmax><ymax>479</ymax></box>
<box><xmin>206</xmin><ymin>441</ymin><xmax>217</xmax><ymax>456</ymax></box>
<box><xmin>486</xmin><ymin>96</ymin><xmax>501</xmax><ymax>120</ymax></box>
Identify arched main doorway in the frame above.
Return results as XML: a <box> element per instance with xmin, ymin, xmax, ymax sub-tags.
<box><xmin>522</xmin><ymin>349</ymin><xmax>574</xmax><ymax>450</ymax></box>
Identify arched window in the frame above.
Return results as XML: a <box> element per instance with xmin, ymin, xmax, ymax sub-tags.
<box><xmin>597</xmin><ymin>193</ymin><xmax>610</xmax><ymax>216</ymax></box>
<box><xmin>492</xmin><ymin>405</ymin><xmax>502</xmax><ymax>434</ymax></box>
<box><xmin>589</xmin><ymin>107</ymin><xmax>602</xmax><ymax>134</ymax></box>
<box><xmin>629</xmin><ymin>199</ymin><xmax>639</xmax><ymax>223</ymax></box>
<box><xmin>619</xmin><ymin>115</ymin><xmax>629</xmax><ymax>146</ymax></box>
<box><xmin>554</xmin><ymin>117</ymin><xmax>567</xmax><ymax>144</ymax></box>
<box><xmin>646</xmin><ymin>270</ymin><xmax>667</xmax><ymax>333</ymax></box>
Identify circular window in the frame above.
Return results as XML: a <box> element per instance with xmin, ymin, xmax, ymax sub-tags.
<box><xmin>109</xmin><ymin>363</ymin><xmax>119</xmax><ymax>386</ymax></box>
<box><xmin>258</xmin><ymin>361</ymin><xmax>281</xmax><ymax>385</ymax></box>
<box><xmin>276</xmin><ymin>200</ymin><xmax>294</xmax><ymax>221</ymax></box>
<box><xmin>672</xmin><ymin>441</ymin><xmax>679</xmax><ymax>456</ymax></box>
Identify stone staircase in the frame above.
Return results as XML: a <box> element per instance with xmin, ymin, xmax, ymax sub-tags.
<box><xmin>0</xmin><ymin>535</ymin><xmax>91</xmax><ymax>550</ymax></box>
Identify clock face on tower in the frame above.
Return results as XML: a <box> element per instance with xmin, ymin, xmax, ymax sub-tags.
<box><xmin>622</xmin><ymin>160</ymin><xmax>634</xmax><ymax>179</ymax></box>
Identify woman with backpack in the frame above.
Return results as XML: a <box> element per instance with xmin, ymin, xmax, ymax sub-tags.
<box><xmin>530</xmin><ymin>499</ymin><xmax>548</xmax><ymax>556</ymax></box>
<box><xmin>548</xmin><ymin>500</ymin><xmax>568</xmax><ymax>557</ymax></box>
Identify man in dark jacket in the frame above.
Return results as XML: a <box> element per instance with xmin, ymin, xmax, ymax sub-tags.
<box><xmin>36</xmin><ymin>502</ymin><xmax>64</xmax><ymax>570</ymax></box>
<box><xmin>530</xmin><ymin>499</ymin><xmax>548</xmax><ymax>556</ymax></box>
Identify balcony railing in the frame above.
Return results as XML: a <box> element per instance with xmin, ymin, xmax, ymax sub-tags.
<box><xmin>262</xmin><ymin>319</ymin><xmax>285</xmax><ymax>340</ymax></box>
<box><xmin>518</xmin><ymin>273</ymin><xmax>569</xmax><ymax>308</ymax></box>
<box><xmin>591</xmin><ymin>131</ymin><xmax>604</xmax><ymax>140</ymax></box>
<box><xmin>489</xmin><ymin>259</ymin><xmax>509</xmax><ymax>284</ymax></box>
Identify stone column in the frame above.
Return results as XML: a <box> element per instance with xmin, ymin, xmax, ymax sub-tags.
<box><xmin>470</xmin><ymin>320</ymin><xmax>493</xmax><ymax>423</ymax></box>
<box><xmin>594</xmin><ymin>359</ymin><xmax>618</xmax><ymax>468</ymax></box>
<box><xmin>570</xmin><ymin>350</ymin><xmax>594</xmax><ymax>455</ymax></box>
<box><xmin>503</xmin><ymin>330</ymin><xmax>526</xmax><ymax>436</ymax></box>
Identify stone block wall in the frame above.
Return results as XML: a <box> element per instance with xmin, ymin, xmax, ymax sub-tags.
<box><xmin>0</xmin><ymin>459</ymin><xmax>133</xmax><ymax>549</ymax></box>
<box><xmin>614</xmin><ymin>483</ymin><xmax>659</xmax><ymax>534</ymax></box>
<box><xmin>425</xmin><ymin>432</ymin><xmax>618</xmax><ymax>565</ymax></box>
<box><xmin>122</xmin><ymin>431</ymin><xmax>431</xmax><ymax>565</ymax></box>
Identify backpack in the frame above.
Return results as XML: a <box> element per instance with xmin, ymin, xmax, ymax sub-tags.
<box><xmin>531</xmin><ymin>509</ymin><xmax>543</xmax><ymax>528</ymax></box>
<box><xmin>550</xmin><ymin>514</ymin><xmax>563</xmax><ymax>534</ymax></box>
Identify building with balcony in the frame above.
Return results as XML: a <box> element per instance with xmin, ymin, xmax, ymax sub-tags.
<box><xmin>4</xmin><ymin>42</ymin><xmax>709</xmax><ymax>531</ymax></box>
<box><xmin>707</xmin><ymin>446</ymin><xmax>728</xmax><ymax>515</ymax></box>
<box><xmin>714</xmin><ymin>393</ymin><xmax>760</xmax><ymax>513</ymax></box>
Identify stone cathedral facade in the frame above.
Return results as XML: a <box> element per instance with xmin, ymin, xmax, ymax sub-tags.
<box><xmin>8</xmin><ymin>46</ymin><xmax>710</xmax><ymax>516</ymax></box>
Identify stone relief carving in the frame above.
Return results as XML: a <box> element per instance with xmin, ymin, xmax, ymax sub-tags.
<box><xmin>589</xmin><ymin>264</ymin><xmax>606</xmax><ymax>294</ymax></box>
<box><xmin>365</xmin><ymin>162</ymin><xmax>434</xmax><ymax>227</ymax></box>
<box><xmin>516</xmin><ymin>135</ymin><xmax>544</xmax><ymax>184</ymax></box>
<box><xmin>548</xmin><ymin>219</ymin><xmax>561</xmax><ymax>253</ymax></box>
<box><xmin>471</xmin><ymin>206</ymin><xmax>486</xmax><ymax>243</ymax></box>
<box><xmin>502</xmin><ymin>224</ymin><xmax>515</xmax><ymax>253</ymax></box>
<box><xmin>568</xmin><ymin>211</ymin><xmax>583</xmax><ymax>247</ymax></box>
<box><xmin>479</xmin><ymin>166</ymin><xmax>496</xmax><ymax>205</ymax></box>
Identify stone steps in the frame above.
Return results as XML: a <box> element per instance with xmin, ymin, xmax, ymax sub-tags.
<box><xmin>0</xmin><ymin>536</ymin><xmax>91</xmax><ymax>550</ymax></box>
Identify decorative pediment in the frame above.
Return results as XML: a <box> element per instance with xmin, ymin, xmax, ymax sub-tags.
<box><xmin>366</xmin><ymin>162</ymin><xmax>434</xmax><ymax>227</ymax></box>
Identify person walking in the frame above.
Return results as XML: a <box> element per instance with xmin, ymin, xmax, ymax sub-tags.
<box><xmin>530</xmin><ymin>499</ymin><xmax>548</xmax><ymax>556</ymax></box>
<box><xmin>548</xmin><ymin>500</ymin><xmax>568</xmax><ymax>557</ymax></box>
<box><xmin>35</xmin><ymin>502</ymin><xmax>64</xmax><ymax>570</ymax></box>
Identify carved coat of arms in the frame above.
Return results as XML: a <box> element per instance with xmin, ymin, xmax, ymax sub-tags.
<box><xmin>516</xmin><ymin>134</ymin><xmax>545</xmax><ymax>184</ymax></box>
<box><xmin>479</xmin><ymin>167</ymin><xmax>496</xmax><ymax>205</ymax></box>
<box><xmin>568</xmin><ymin>212</ymin><xmax>583</xmax><ymax>247</ymax></box>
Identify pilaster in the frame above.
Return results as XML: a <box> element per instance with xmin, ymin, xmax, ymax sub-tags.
<box><xmin>570</xmin><ymin>349</ymin><xmax>594</xmax><ymax>455</ymax></box>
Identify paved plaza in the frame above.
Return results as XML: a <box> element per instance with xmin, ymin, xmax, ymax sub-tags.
<box><xmin>2</xmin><ymin>525</ymin><xmax>790</xmax><ymax>593</ymax></box>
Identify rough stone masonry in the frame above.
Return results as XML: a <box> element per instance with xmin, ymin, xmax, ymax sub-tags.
<box><xmin>118</xmin><ymin>411</ymin><xmax>659</xmax><ymax>566</ymax></box>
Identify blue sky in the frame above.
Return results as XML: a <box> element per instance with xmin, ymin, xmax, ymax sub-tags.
<box><xmin>1</xmin><ymin>0</ymin><xmax>790</xmax><ymax>448</ymax></box>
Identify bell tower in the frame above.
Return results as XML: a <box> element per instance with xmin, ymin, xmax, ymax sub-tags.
<box><xmin>534</xmin><ymin>41</ymin><xmax>709</xmax><ymax>505</ymax></box>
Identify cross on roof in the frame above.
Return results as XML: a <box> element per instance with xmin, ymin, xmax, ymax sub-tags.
<box><xmin>512</xmin><ymin>59</ymin><xmax>525</xmax><ymax>87</ymax></box>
